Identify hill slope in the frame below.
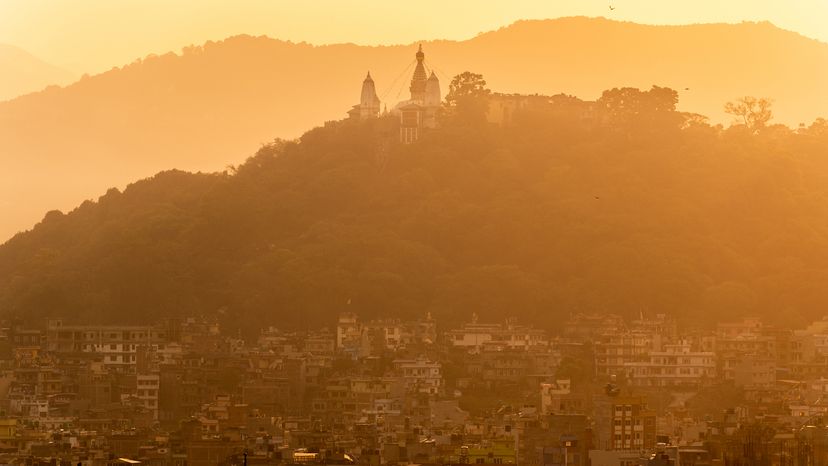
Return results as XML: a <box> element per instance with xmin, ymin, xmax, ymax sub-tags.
<box><xmin>0</xmin><ymin>44</ymin><xmax>75</xmax><ymax>101</ymax></box>
<box><xmin>2</xmin><ymin>106</ymin><xmax>828</xmax><ymax>329</ymax></box>
<box><xmin>1</xmin><ymin>17</ymin><xmax>827</xmax><ymax>241</ymax></box>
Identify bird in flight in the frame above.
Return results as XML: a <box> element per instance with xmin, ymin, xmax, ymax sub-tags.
<box><xmin>609</xmin><ymin>5</ymin><xmax>616</xmax><ymax>10</ymax></box>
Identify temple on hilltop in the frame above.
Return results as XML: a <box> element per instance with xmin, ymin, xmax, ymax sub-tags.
<box><xmin>347</xmin><ymin>44</ymin><xmax>442</xmax><ymax>144</ymax></box>
<box><xmin>347</xmin><ymin>72</ymin><xmax>381</xmax><ymax>120</ymax></box>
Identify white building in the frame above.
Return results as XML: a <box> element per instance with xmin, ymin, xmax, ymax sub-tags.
<box><xmin>394</xmin><ymin>358</ymin><xmax>442</xmax><ymax>395</ymax></box>
<box><xmin>624</xmin><ymin>343</ymin><xmax>716</xmax><ymax>388</ymax></box>
<box><xmin>136</xmin><ymin>373</ymin><xmax>160</xmax><ymax>419</ymax></box>
<box><xmin>444</xmin><ymin>320</ymin><xmax>548</xmax><ymax>353</ymax></box>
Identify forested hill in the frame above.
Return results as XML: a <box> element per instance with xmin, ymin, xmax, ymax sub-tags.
<box><xmin>1</xmin><ymin>96</ymin><xmax>828</xmax><ymax>330</ymax></box>
<box><xmin>2</xmin><ymin>16</ymin><xmax>827</xmax><ymax>241</ymax></box>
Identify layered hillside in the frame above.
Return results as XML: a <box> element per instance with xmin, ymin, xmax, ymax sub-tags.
<box><xmin>2</xmin><ymin>103</ymin><xmax>827</xmax><ymax>330</ymax></box>
<box><xmin>1</xmin><ymin>17</ymin><xmax>827</xmax><ymax>240</ymax></box>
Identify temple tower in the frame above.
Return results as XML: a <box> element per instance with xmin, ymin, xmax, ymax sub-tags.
<box><xmin>359</xmin><ymin>72</ymin><xmax>380</xmax><ymax>119</ymax></box>
<box><xmin>424</xmin><ymin>71</ymin><xmax>441</xmax><ymax>109</ymax></box>
<box><xmin>348</xmin><ymin>71</ymin><xmax>381</xmax><ymax>120</ymax></box>
<box><xmin>409</xmin><ymin>44</ymin><xmax>428</xmax><ymax>102</ymax></box>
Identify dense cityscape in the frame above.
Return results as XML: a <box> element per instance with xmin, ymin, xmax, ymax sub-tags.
<box><xmin>2</xmin><ymin>312</ymin><xmax>828</xmax><ymax>465</ymax></box>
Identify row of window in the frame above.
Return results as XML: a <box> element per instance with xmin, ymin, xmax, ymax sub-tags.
<box><xmin>106</xmin><ymin>355</ymin><xmax>136</xmax><ymax>362</ymax></box>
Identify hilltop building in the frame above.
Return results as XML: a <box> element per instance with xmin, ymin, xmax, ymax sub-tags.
<box><xmin>348</xmin><ymin>44</ymin><xmax>442</xmax><ymax>143</ymax></box>
<box><xmin>395</xmin><ymin>45</ymin><xmax>442</xmax><ymax>143</ymax></box>
<box><xmin>347</xmin><ymin>72</ymin><xmax>381</xmax><ymax>120</ymax></box>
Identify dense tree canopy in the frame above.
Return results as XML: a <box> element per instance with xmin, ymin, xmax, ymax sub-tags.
<box><xmin>444</xmin><ymin>71</ymin><xmax>492</xmax><ymax>122</ymax></box>
<box><xmin>1</xmin><ymin>89</ymin><xmax>827</xmax><ymax>333</ymax></box>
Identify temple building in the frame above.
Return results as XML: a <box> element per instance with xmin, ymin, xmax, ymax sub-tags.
<box><xmin>347</xmin><ymin>72</ymin><xmax>381</xmax><ymax>120</ymax></box>
<box><xmin>348</xmin><ymin>44</ymin><xmax>442</xmax><ymax>143</ymax></box>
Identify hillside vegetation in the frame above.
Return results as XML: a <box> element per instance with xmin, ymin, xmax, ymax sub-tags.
<box><xmin>2</xmin><ymin>90</ymin><xmax>827</xmax><ymax>330</ymax></box>
<box><xmin>1</xmin><ymin>17</ymin><xmax>827</xmax><ymax>240</ymax></box>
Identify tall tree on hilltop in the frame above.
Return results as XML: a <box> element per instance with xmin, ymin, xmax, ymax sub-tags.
<box><xmin>725</xmin><ymin>97</ymin><xmax>774</xmax><ymax>132</ymax></box>
<box><xmin>444</xmin><ymin>71</ymin><xmax>491</xmax><ymax>122</ymax></box>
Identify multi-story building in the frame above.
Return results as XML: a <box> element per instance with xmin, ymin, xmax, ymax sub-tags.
<box><xmin>594</xmin><ymin>332</ymin><xmax>660</xmax><ymax>377</ymax></box>
<box><xmin>336</xmin><ymin>312</ymin><xmax>436</xmax><ymax>358</ymax></box>
<box><xmin>609</xmin><ymin>396</ymin><xmax>656</xmax><ymax>451</ymax></box>
<box><xmin>628</xmin><ymin>314</ymin><xmax>677</xmax><ymax>340</ymax></box>
<box><xmin>444</xmin><ymin>319</ymin><xmax>548</xmax><ymax>353</ymax></box>
<box><xmin>336</xmin><ymin>313</ymin><xmax>362</xmax><ymax>352</ymax></box>
<box><xmin>394</xmin><ymin>358</ymin><xmax>442</xmax><ymax>395</ymax></box>
<box><xmin>624</xmin><ymin>343</ymin><xmax>716</xmax><ymax>388</ymax></box>
<box><xmin>136</xmin><ymin>373</ymin><xmax>160</xmax><ymax>419</ymax></box>
<box><xmin>716</xmin><ymin>318</ymin><xmax>764</xmax><ymax>339</ymax></box>
<box><xmin>733</xmin><ymin>355</ymin><xmax>776</xmax><ymax>388</ymax></box>
<box><xmin>717</xmin><ymin>333</ymin><xmax>778</xmax><ymax>380</ymax></box>
<box><xmin>46</xmin><ymin>320</ymin><xmax>167</xmax><ymax>373</ymax></box>
<box><xmin>562</xmin><ymin>314</ymin><xmax>625</xmax><ymax>342</ymax></box>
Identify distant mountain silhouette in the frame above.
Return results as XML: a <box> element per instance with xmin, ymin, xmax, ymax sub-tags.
<box><xmin>1</xmin><ymin>17</ymin><xmax>826</xmax><ymax>240</ymax></box>
<box><xmin>0</xmin><ymin>44</ymin><xmax>75</xmax><ymax>102</ymax></box>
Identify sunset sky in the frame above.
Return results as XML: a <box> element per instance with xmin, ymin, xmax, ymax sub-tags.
<box><xmin>1</xmin><ymin>0</ymin><xmax>827</xmax><ymax>74</ymax></box>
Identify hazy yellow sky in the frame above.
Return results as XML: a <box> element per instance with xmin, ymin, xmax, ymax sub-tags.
<box><xmin>1</xmin><ymin>0</ymin><xmax>827</xmax><ymax>74</ymax></box>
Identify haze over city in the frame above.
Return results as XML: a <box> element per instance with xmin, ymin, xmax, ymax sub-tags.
<box><xmin>1</xmin><ymin>1</ymin><xmax>828</xmax><ymax>465</ymax></box>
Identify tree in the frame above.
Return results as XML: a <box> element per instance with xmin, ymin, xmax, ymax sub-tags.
<box><xmin>598</xmin><ymin>86</ymin><xmax>679</xmax><ymax>117</ymax></box>
<box><xmin>444</xmin><ymin>71</ymin><xmax>491</xmax><ymax>121</ymax></box>
<box><xmin>597</xmin><ymin>86</ymin><xmax>682</xmax><ymax>133</ymax></box>
<box><xmin>724</xmin><ymin>96</ymin><xmax>773</xmax><ymax>132</ymax></box>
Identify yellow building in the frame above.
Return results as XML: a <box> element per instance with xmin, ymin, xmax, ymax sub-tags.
<box><xmin>0</xmin><ymin>419</ymin><xmax>17</xmax><ymax>440</ymax></box>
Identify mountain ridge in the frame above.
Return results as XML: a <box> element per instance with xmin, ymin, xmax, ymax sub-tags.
<box><xmin>0</xmin><ymin>43</ymin><xmax>76</xmax><ymax>102</ymax></box>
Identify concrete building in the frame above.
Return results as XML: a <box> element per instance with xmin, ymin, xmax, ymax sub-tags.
<box><xmin>594</xmin><ymin>332</ymin><xmax>659</xmax><ymax>377</ymax></box>
<box><xmin>444</xmin><ymin>320</ymin><xmax>548</xmax><ymax>353</ymax></box>
<box><xmin>136</xmin><ymin>373</ymin><xmax>160</xmax><ymax>420</ymax></box>
<box><xmin>624</xmin><ymin>343</ymin><xmax>716</xmax><ymax>388</ymax></box>
<box><xmin>394</xmin><ymin>358</ymin><xmax>442</xmax><ymax>395</ymax></box>
<box><xmin>46</xmin><ymin>320</ymin><xmax>166</xmax><ymax>373</ymax></box>
<box><xmin>609</xmin><ymin>397</ymin><xmax>656</xmax><ymax>451</ymax></box>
